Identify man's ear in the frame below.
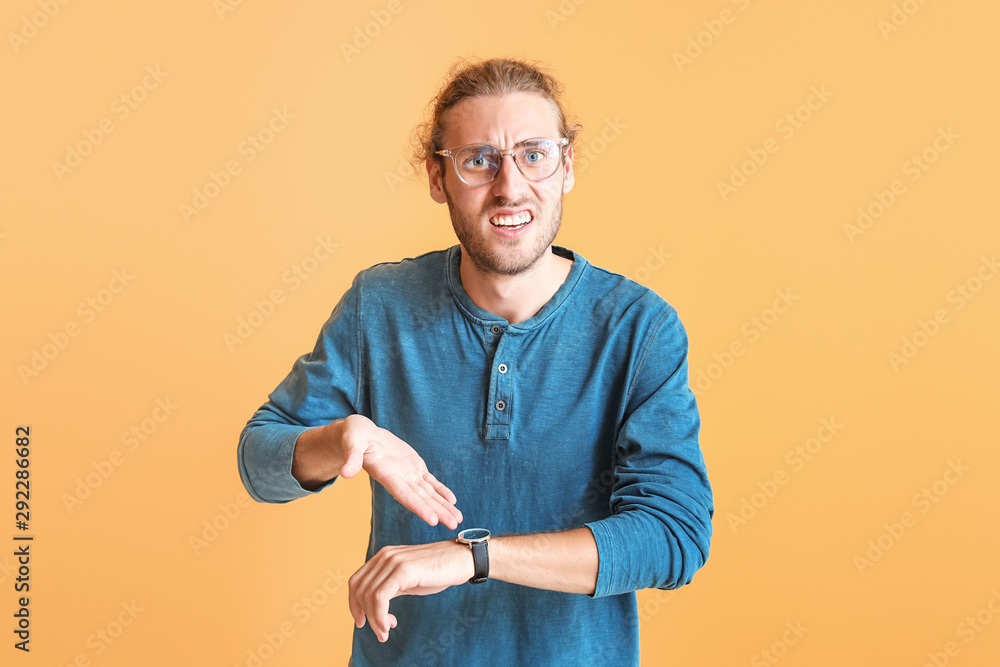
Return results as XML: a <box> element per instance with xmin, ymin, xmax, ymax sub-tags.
<box><xmin>428</xmin><ymin>157</ymin><xmax>447</xmax><ymax>204</ymax></box>
<box><xmin>562</xmin><ymin>144</ymin><xmax>575</xmax><ymax>194</ymax></box>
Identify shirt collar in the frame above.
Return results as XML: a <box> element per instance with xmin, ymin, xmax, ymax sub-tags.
<box><xmin>445</xmin><ymin>244</ymin><xmax>589</xmax><ymax>330</ymax></box>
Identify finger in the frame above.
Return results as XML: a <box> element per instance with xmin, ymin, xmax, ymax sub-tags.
<box><xmin>423</xmin><ymin>471</ymin><xmax>458</xmax><ymax>505</ymax></box>
<box><xmin>388</xmin><ymin>613</ymin><xmax>397</xmax><ymax>629</ymax></box>
<box><xmin>361</xmin><ymin>589</ymin><xmax>392</xmax><ymax>641</ymax></box>
<box><xmin>357</xmin><ymin>551</ymin><xmax>402</xmax><ymax>640</ymax></box>
<box><xmin>347</xmin><ymin>574</ymin><xmax>367</xmax><ymax>628</ymax></box>
<box><xmin>445</xmin><ymin>503</ymin><xmax>463</xmax><ymax>528</ymax></box>
<box><xmin>381</xmin><ymin>479</ymin><xmax>439</xmax><ymax>526</ymax></box>
<box><xmin>433</xmin><ymin>500</ymin><xmax>462</xmax><ymax>530</ymax></box>
<box><xmin>373</xmin><ymin>588</ymin><xmax>395</xmax><ymax>642</ymax></box>
<box><xmin>348</xmin><ymin>593</ymin><xmax>366</xmax><ymax>629</ymax></box>
<box><xmin>416</xmin><ymin>479</ymin><xmax>462</xmax><ymax>530</ymax></box>
<box><xmin>413</xmin><ymin>479</ymin><xmax>458</xmax><ymax>530</ymax></box>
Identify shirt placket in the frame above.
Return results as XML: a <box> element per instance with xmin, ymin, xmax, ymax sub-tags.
<box><xmin>484</xmin><ymin>323</ymin><xmax>519</xmax><ymax>441</ymax></box>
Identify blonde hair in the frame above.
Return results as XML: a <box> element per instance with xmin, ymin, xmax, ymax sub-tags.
<box><xmin>409</xmin><ymin>56</ymin><xmax>582</xmax><ymax>178</ymax></box>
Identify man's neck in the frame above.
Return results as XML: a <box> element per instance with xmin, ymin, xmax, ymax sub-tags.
<box><xmin>459</xmin><ymin>247</ymin><xmax>573</xmax><ymax>326</ymax></box>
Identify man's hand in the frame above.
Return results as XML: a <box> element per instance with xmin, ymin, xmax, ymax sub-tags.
<box><xmin>348</xmin><ymin>540</ymin><xmax>474</xmax><ymax>643</ymax></box>
<box><xmin>292</xmin><ymin>415</ymin><xmax>463</xmax><ymax>529</ymax></box>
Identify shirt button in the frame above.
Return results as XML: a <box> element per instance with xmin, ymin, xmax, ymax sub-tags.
<box><xmin>495</xmin><ymin>400</ymin><xmax>506</xmax><ymax>411</ymax></box>
<box><xmin>498</xmin><ymin>363</ymin><xmax>508</xmax><ymax>374</ymax></box>
<box><xmin>490</xmin><ymin>324</ymin><xmax>502</xmax><ymax>335</ymax></box>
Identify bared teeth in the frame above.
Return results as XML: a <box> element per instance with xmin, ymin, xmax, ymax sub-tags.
<box><xmin>490</xmin><ymin>212</ymin><xmax>532</xmax><ymax>227</ymax></box>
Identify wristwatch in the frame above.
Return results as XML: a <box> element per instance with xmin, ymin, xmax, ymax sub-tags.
<box><xmin>455</xmin><ymin>528</ymin><xmax>491</xmax><ymax>584</ymax></box>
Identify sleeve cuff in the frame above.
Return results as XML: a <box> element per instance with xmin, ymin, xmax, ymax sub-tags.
<box><xmin>584</xmin><ymin>519</ymin><xmax>619</xmax><ymax>599</ymax></box>
<box><xmin>238</xmin><ymin>423</ymin><xmax>337</xmax><ymax>503</ymax></box>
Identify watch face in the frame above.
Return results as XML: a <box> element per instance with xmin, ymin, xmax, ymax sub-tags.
<box><xmin>459</xmin><ymin>528</ymin><xmax>490</xmax><ymax>542</ymax></box>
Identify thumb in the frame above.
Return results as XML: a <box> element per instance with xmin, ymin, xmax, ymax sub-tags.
<box><xmin>340</xmin><ymin>445</ymin><xmax>364</xmax><ymax>479</ymax></box>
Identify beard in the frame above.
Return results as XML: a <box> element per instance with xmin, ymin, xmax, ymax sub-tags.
<box><xmin>442</xmin><ymin>178</ymin><xmax>563</xmax><ymax>277</ymax></box>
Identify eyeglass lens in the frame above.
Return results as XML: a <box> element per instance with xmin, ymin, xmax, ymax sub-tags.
<box><xmin>453</xmin><ymin>140</ymin><xmax>563</xmax><ymax>184</ymax></box>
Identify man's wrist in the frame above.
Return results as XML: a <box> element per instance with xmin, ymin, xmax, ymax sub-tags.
<box><xmin>447</xmin><ymin>539</ymin><xmax>477</xmax><ymax>582</ymax></box>
<box><xmin>456</xmin><ymin>528</ymin><xmax>491</xmax><ymax>583</ymax></box>
<box><xmin>467</xmin><ymin>529</ymin><xmax>600</xmax><ymax>595</ymax></box>
<box><xmin>291</xmin><ymin>419</ymin><xmax>345</xmax><ymax>490</ymax></box>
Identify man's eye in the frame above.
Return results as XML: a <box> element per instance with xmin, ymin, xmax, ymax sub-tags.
<box><xmin>463</xmin><ymin>153</ymin><xmax>494</xmax><ymax>169</ymax></box>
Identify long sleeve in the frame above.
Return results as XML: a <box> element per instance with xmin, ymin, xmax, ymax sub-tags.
<box><xmin>585</xmin><ymin>306</ymin><xmax>714</xmax><ymax>598</ymax></box>
<box><xmin>237</xmin><ymin>273</ymin><xmax>363</xmax><ymax>503</ymax></box>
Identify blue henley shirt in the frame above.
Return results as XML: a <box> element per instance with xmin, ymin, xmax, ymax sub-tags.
<box><xmin>237</xmin><ymin>244</ymin><xmax>714</xmax><ymax>666</ymax></box>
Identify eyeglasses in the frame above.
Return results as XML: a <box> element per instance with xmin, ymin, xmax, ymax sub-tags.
<box><xmin>435</xmin><ymin>137</ymin><xmax>569</xmax><ymax>186</ymax></box>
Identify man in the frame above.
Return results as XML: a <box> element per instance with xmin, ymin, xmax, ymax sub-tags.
<box><xmin>237</xmin><ymin>57</ymin><xmax>713</xmax><ymax>666</ymax></box>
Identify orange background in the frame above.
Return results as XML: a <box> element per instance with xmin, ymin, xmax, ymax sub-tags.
<box><xmin>3</xmin><ymin>1</ymin><xmax>999</xmax><ymax>665</ymax></box>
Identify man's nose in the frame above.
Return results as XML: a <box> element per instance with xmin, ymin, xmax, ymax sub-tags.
<box><xmin>491</xmin><ymin>154</ymin><xmax>528</xmax><ymax>198</ymax></box>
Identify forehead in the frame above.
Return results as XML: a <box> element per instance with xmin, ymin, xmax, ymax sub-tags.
<box><xmin>442</xmin><ymin>91</ymin><xmax>561</xmax><ymax>147</ymax></box>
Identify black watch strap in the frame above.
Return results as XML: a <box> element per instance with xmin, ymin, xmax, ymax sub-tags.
<box><xmin>470</xmin><ymin>540</ymin><xmax>489</xmax><ymax>584</ymax></box>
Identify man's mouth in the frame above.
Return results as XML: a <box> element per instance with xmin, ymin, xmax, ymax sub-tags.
<box><xmin>489</xmin><ymin>211</ymin><xmax>533</xmax><ymax>230</ymax></box>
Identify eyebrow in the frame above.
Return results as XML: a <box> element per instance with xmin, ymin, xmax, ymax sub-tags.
<box><xmin>460</xmin><ymin>137</ymin><xmax>550</xmax><ymax>150</ymax></box>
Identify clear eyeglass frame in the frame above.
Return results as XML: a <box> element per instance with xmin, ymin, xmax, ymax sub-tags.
<box><xmin>435</xmin><ymin>137</ymin><xmax>570</xmax><ymax>185</ymax></box>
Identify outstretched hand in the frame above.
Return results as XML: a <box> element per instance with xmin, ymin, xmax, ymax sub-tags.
<box><xmin>338</xmin><ymin>415</ymin><xmax>463</xmax><ymax>530</ymax></box>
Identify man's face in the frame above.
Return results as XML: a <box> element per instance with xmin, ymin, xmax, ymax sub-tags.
<box><xmin>428</xmin><ymin>91</ymin><xmax>575</xmax><ymax>276</ymax></box>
